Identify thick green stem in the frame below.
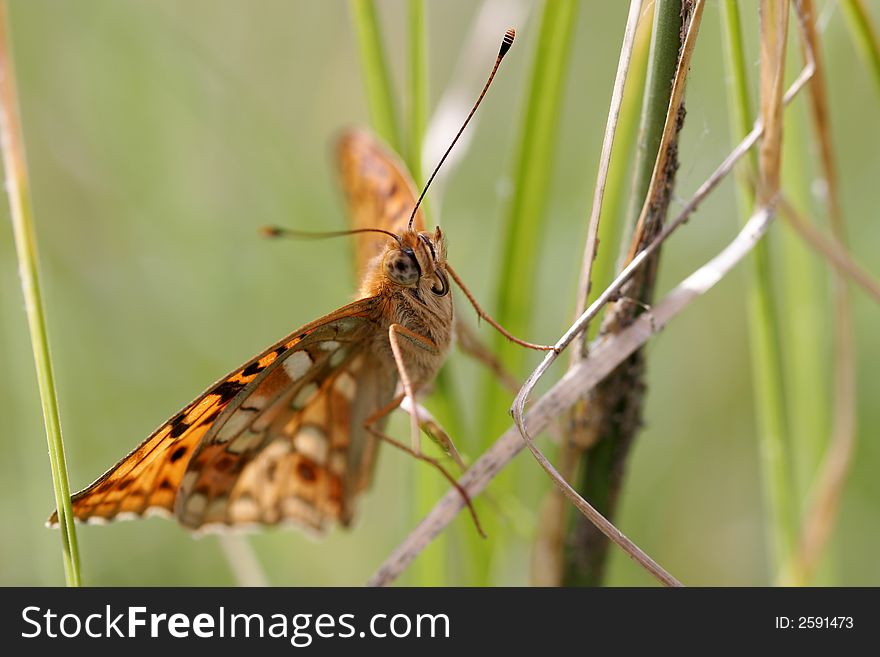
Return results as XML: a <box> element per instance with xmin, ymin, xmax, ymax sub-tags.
<box><xmin>564</xmin><ymin>0</ymin><xmax>686</xmax><ymax>587</ymax></box>
<box><xmin>624</xmin><ymin>0</ymin><xmax>683</xmax><ymax>229</ymax></box>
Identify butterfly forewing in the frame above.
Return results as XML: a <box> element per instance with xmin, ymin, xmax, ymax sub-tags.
<box><xmin>50</xmin><ymin>297</ymin><xmax>393</xmax><ymax>531</ymax></box>
<box><xmin>175</xmin><ymin>304</ymin><xmax>396</xmax><ymax>531</ymax></box>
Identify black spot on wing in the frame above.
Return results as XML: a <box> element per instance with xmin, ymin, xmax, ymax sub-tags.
<box><xmin>169</xmin><ymin>413</ymin><xmax>189</xmax><ymax>438</ymax></box>
<box><xmin>170</xmin><ymin>446</ymin><xmax>188</xmax><ymax>463</ymax></box>
<box><xmin>214</xmin><ymin>455</ymin><xmax>236</xmax><ymax>473</ymax></box>
<box><xmin>297</xmin><ymin>460</ymin><xmax>317</xmax><ymax>482</ymax></box>
<box><xmin>214</xmin><ymin>380</ymin><xmax>245</xmax><ymax>403</ymax></box>
<box><xmin>242</xmin><ymin>361</ymin><xmax>263</xmax><ymax>377</ymax></box>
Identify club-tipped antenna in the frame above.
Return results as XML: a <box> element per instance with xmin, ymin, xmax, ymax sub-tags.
<box><xmin>407</xmin><ymin>27</ymin><xmax>516</xmax><ymax>232</ymax></box>
<box><xmin>261</xmin><ymin>225</ymin><xmax>404</xmax><ymax>248</ymax></box>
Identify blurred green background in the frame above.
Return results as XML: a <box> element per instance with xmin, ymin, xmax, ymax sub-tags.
<box><xmin>2</xmin><ymin>0</ymin><xmax>878</xmax><ymax>586</ymax></box>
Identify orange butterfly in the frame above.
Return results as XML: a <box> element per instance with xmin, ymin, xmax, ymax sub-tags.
<box><xmin>48</xmin><ymin>28</ymin><xmax>541</xmax><ymax>535</ymax></box>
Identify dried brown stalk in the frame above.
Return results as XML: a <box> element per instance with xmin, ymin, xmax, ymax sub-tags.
<box><xmin>778</xmin><ymin>197</ymin><xmax>880</xmax><ymax>304</ymax></box>
<box><xmin>787</xmin><ymin>0</ymin><xmax>857</xmax><ymax>585</ymax></box>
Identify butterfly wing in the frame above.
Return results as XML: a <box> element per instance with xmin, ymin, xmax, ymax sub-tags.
<box><xmin>175</xmin><ymin>306</ymin><xmax>396</xmax><ymax>532</ymax></box>
<box><xmin>336</xmin><ymin>129</ymin><xmax>426</xmax><ymax>283</ymax></box>
<box><xmin>49</xmin><ymin>296</ymin><xmax>394</xmax><ymax>532</ymax></box>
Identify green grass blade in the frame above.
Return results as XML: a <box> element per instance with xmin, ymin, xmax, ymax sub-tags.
<box><xmin>840</xmin><ymin>0</ymin><xmax>880</xmax><ymax>97</ymax></box>
<box><xmin>624</xmin><ymin>0</ymin><xmax>683</xmax><ymax>228</ymax></box>
<box><xmin>403</xmin><ymin>0</ymin><xmax>448</xmax><ymax>587</ymax></box>
<box><xmin>349</xmin><ymin>0</ymin><xmax>402</xmax><ymax>152</ymax></box>
<box><xmin>467</xmin><ymin>0</ymin><xmax>577</xmax><ymax>586</ymax></box>
<box><xmin>406</xmin><ymin>0</ymin><xmax>427</xmax><ymax>185</ymax></box>
<box><xmin>479</xmin><ymin>0</ymin><xmax>578</xmax><ymax>436</ymax></box>
<box><xmin>722</xmin><ymin>0</ymin><xmax>798</xmax><ymax>582</ymax></box>
<box><xmin>587</xmin><ymin>6</ymin><xmax>653</xmax><ymax>319</ymax></box>
<box><xmin>0</xmin><ymin>1</ymin><xmax>81</xmax><ymax>586</ymax></box>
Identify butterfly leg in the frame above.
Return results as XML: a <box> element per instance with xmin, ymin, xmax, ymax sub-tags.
<box><xmin>387</xmin><ymin>323</ymin><xmax>439</xmax><ymax>455</ymax></box>
<box><xmin>446</xmin><ymin>263</ymin><xmax>558</xmax><ymax>352</ymax></box>
<box><xmin>363</xmin><ymin>404</ymin><xmax>486</xmax><ymax>539</ymax></box>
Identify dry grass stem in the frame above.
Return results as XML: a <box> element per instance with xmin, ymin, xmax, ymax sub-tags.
<box><xmin>786</xmin><ymin>0</ymin><xmax>857</xmax><ymax>584</ymax></box>
<box><xmin>778</xmin><ymin>197</ymin><xmax>880</xmax><ymax>303</ymax></box>
<box><xmin>572</xmin><ymin>0</ymin><xmax>644</xmax><ymax>340</ymax></box>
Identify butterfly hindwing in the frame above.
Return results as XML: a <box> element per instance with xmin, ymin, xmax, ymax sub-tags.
<box><xmin>337</xmin><ymin>129</ymin><xmax>427</xmax><ymax>283</ymax></box>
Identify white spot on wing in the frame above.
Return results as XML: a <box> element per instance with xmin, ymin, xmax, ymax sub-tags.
<box><xmin>294</xmin><ymin>426</ymin><xmax>329</xmax><ymax>464</ymax></box>
<box><xmin>329</xmin><ymin>347</ymin><xmax>348</xmax><ymax>367</ymax></box>
<box><xmin>146</xmin><ymin>506</ymin><xmax>173</xmax><ymax>520</ymax></box>
<box><xmin>281</xmin><ymin>497</ymin><xmax>322</xmax><ymax>526</ymax></box>
<box><xmin>227</xmin><ymin>431</ymin><xmax>262</xmax><ymax>455</ymax></box>
<box><xmin>214</xmin><ymin>409</ymin><xmax>253</xmax><ymax>443</ymax></box>
<box><xmin>334</xmin><ymin>317</ymin><xmax>359</xmax><ymax>333</ymax></box>
<box><xmin>329</xmin><ymin>451</ymin><xmax>346</xmax><ymax>475</ymax></box>
<box><xmin>334</xmin><ymin>372</ymin><xmax>357</xmax><ymax>401</ymax></box>
<box><xmin>292</xmin><ymin>382</ymin><xmax>319</xmax><ymax>409</ymax></box>
<box><xmin>186</xmin><ymin>493</ymin><xmax>207</xmax><ymax>518</ymax></box>
<box><xmin>230</xmin><ymin>496</ymin><xmax>260</xmax><ymax>523</ymax></box>
<box><xmin>283</xmin><ymin>351</ymin><xmax>313</xmax><ymax>381</ymax></box>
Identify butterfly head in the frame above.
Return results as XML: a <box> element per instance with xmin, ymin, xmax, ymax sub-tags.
<box><xmin>383</xmin><ymin>227</ymin><xmax>449</xmax><ymax>297</ymax></box>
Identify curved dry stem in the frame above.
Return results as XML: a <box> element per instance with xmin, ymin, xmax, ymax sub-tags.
<box><xmin>786</xmin><ymin>0</ymin><xmax>857</xmax><ymax>584</ymax></box>
<box><xmin>778</xmin><ymin>197</ymin><xmax>880</xmax><ymax>303</ymax></box>
<box><xmin>515</xmin><ymin>410</ymin><xmax>682</xmax><ymax>587</ymax></box>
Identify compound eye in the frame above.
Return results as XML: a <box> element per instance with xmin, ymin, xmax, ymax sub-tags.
<box><xmin>384</xmin><ymin>249</ymin><xmax>421</xmax><ymax>286</ymax></box>
<box><xmin>431</xmin><ymin>270</ymin><xmax>449</xmax><ymax>297</ymax></box>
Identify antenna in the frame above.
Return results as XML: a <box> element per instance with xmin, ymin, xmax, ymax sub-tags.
<box><xmin>261</xmin><ymin>225</ymin><xmax>404</xmax><ymax>248</ymax></box>
<box><xmin>407</xmin><ymin>28</ymin><xmax>516</xmax><ymax>232</ymax></box>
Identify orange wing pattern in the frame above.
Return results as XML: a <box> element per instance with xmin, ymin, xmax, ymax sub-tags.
<box><xmin>50</xmin><ymin>128</ymin><xmax>427</xmax><ymax>535</ymax></box>
<box><xmin>336</xmin><ymin>129</ymin><xmax>426</xmax><ymax>283</ymax></box>
<box><xmin>49</xmin><ymin>297</ymin><xmax>393</xmax><ymax>532</ymax></box>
